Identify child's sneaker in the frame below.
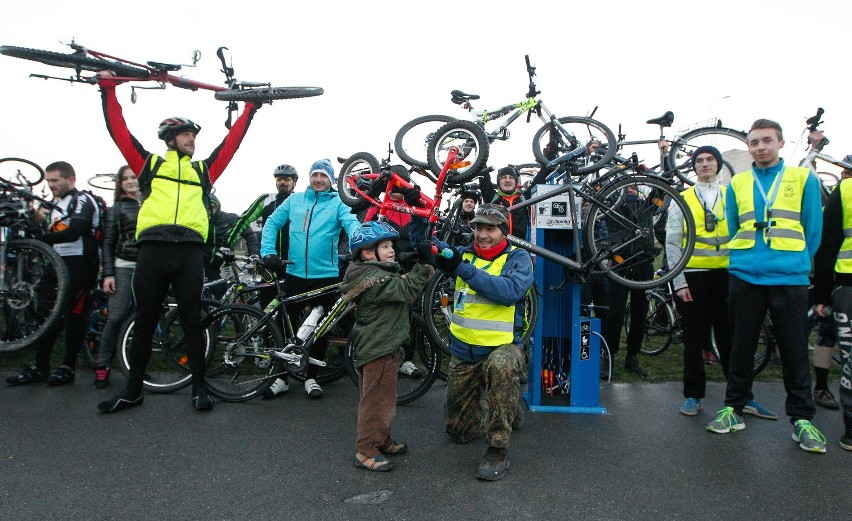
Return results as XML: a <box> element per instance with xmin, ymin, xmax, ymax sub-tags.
<box><xmin>680</xmin><ymin>398</ymin><xmax>701</xmax><ymax>416</ymax></box>
<box><xmin>261</xmin><ymin>377</ymin><xmax>289</xmax><ymax>399</ymax></box>
<box><xmin>398</xmin><ymin>361</ymin><xmax>423</xmax><ymax>378</ymax></box>
<box><xmin>792</xmin><ymin>419</ymin><xmax>826</xmax><ymax>453</ymax></box>
<box><xmin>304</xmin><ymin>378</ymin><xmax>323</xmax><ymax>398</ymax></box>
<box><xmin>706</xmin><ymin>406</ymin><xmax>745</xmax><ymax>433</ymax></box>
<box><xmin>93</xmin><ymin>366</ymin><xmax>110</xmax><ymax>389</ymax></box>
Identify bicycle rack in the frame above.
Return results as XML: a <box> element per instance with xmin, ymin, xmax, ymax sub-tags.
<box><xmin>524</xmin><ymin>184</ymin><xmax>607</xmax><ymax>414</ymax></box>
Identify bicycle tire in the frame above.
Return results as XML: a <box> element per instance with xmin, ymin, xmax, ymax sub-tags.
<box><xmin>0</xmin><ymin>239</ymin><xmax>69</xmax><ymax>352</ymax></box>
<box><xmin>201</xmin><ymin>303</ymin><xmax>285</xmax><ymax>402</ymax></box>
<box><xmin>213</xmin><ymin>86</ymin><xmax>323</xmax><ymax>102</ymax></box>
<box><xmin>116</xmin><ymin>299</ymin><xmax>217</xmax><ymax>393</ymax></box>
<box><xmin>337</xmin><ymin>152</ymin><xmax>380</xmax><ymax>210</ymax></box>
<box><xmin>0</xmin><ymin>157</ymin><xmax>44</xmax><ymax>186</ymax></box>
<box><xmin>426</xmin><ymin>120</ymin><xmax>489</xmax><ymax>182</ymax></box>
<box><xmin>345</xmin><ymin>314</ymin><xmax>441</xmax><ymax>405</ymax></box>
<box><xmin>81</xmin><ymin>289</ymin><xmax>109</xmax><ymax>369</ymax></box>
<box><xmin>87</xmin><ymin>173</ymin><xmax>116</xmax><ymax>191</ymax></box>
<box><xmin>394</xmin><ymin>115</ymin><xmax>455</xmax><ymax>169</ymax></box>
<box><xmin>710</xmin><ymin>314</ymin><xmax>773</xmax><ymax>376</ymax></box>
<box><xmin>634</xmin><ymin>291</ymin><xmax>675</xmax><ymax>356</ymax></box>
<box><xmin>0</xmin><ymin>45</ymin><xmax>150</xmax><ymax>79</ymax></box>
<box><xmin>666</xmin><ymin>126</ymin><xmax>748</xmax><ymax>185</ymax></box>
<box><xmin>585</xmin><ymin>175</ymin><xmax>695</xmax><ymax>290</ymax></box>
<box><xmin>532</xmin><ymin>116</ymin><xmax>617</xmax><ymax>175</ymax></box>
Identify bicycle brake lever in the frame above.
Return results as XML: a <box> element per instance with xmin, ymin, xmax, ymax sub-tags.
<box><xmin>217</xmin><ymin>46</ymin><xmax>234</xmax><ymax>79</ymax></box>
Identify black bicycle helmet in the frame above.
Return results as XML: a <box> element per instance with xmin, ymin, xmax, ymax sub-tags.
<box><xmin>158</xmin><ymin>117</ymin><xmax>201</xmax><ymax>141</ymax></box>
<box><xmin>273</xmin><ymin>164</ymin><xmax>299</xmax><ymax>180</ymax></box>
<box><xmin>350</xmin><ymin>221</ymin><xmax>399</xmax><ymax>257</ymax></box>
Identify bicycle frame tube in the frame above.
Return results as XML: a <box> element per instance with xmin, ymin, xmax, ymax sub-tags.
<box><xmin>84</xmin><ymin>47</ymin><xmax>227</xmax><ymax>92</ymax></box>
<box><xmin>302</xmin><ymin>298</ymin><xmax>355</xmax><ymax>351</ymax></box>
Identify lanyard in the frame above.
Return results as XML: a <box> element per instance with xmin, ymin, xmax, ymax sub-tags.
<box><xmin>753</xmin><ymin>167</ymin><xmax>784</xmax><ymax>230</ymax></box>
<box><xmin>695</xmin><ymin>185</ymin><xmax>724</xmax><ymax>221</ymax></box>
<box><xmin>458</xmin><ymin>254</ymin><xmax>494</xmax><ymax>292</ymax></box>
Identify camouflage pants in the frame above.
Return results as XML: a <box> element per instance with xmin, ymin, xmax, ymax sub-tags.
<box><xmin>445</xmin><ymin>343</ymin><xmax>524</xmax><ymax>448</ymax></box>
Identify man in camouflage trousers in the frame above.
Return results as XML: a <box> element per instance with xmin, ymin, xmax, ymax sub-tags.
<box><xmin>420</xmin><ymin>204</ymin><xmax>533</xmax><ymax>481</ymax></box>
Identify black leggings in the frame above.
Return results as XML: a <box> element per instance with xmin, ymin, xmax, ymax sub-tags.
<box><xmin>126</xmin><ymin>242</ymin><xmax>205</xmax><ymax>394</ymax></box>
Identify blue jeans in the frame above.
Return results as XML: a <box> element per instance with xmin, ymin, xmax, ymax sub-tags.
<box><xmin>97</xmin><ymin>267</ymin><xmax>135</xmax><ymax>366</ymax></box>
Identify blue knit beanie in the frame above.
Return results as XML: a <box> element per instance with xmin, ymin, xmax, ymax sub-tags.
<box><xmin>691</xmin><ymin>146</ymin><xmax>723</xmax><ymax>174</ymax></box>
<box><xmin>309</xmin><ymin>158</ymin><xmax>335</xmax><ymax>185</ymax></box>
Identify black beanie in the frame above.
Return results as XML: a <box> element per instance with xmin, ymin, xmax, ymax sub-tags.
<box><xmin>691</xmin><ymin>146</ymin><xmax>723</xmax><ymax>174</ymax></box>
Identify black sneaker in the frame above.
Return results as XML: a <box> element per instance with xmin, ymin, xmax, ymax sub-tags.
<box><xmin>192</xmin><ymin>380</ymin><xmax>214</xmax><ymax>411</ymax></box>
<box><xmin>476</xmin><ymin>446</ymin><xmax>509</xmax><ymax>481</ymax></box>
<box><xmin>98</xmin><ymin>391</ymin><xmax>143</xmax><ymax>413</ymax></box>
<box><xmin>93</xmin><ymin>366</ymin><xmax>111</xmax><ymax>389</ymax></box>
<box><xmin>624</xmin><ymin>355</ymin><xmax>649</xmax><ymax>377</ymax></box>
<box><xmin>46</xmin><ymin>365</ymin><xmax>75</xmax><ymax>386</ymax></box>
<box><xmin>6</xmin><ymin>366</ymin><xmax>46</xmax><ymax>386</ymax></box>
<box><xmin>841</xmin><ymin>425</ymin><xmax>852</xmax><ymax>452</ymax></box>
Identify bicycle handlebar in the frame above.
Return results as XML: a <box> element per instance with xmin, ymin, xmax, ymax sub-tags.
<box><xmin>806</xmin><ymin>107</ymin><xmax>824</xmax><ymax>132</ymax></box>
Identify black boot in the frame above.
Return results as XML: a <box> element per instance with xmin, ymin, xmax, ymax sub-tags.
<box><xmin>192</xmin><ymin>379</ymin><xmax>214</xmax><ymax>411</ymax></box>
<box><xmin>98</xmin><ymin>388</ymin><xmax>143</xmax><ymax>413</ymax></box>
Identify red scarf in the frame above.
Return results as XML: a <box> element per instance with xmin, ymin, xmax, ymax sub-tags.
<box><xmin>473</xmin><ymin>238</ymin><xmax>508</xmax><ymax>260</ymax></box>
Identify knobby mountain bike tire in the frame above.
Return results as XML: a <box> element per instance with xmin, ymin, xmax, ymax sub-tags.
<box><xmin>426</xmin><ymin>120</ymin><xmax>490</xmax><ymax>182</ymax></box>
<box><xmin>667</xmin><ymin>126</ymin><xmax>748</xmax><ymax>185</ymax></box>
<box><xmin>337</xmin><ymin>152</ymin><xmax>380</xmax><ymax>212</ymax></box>
<box><xmin>394</xmin><ymin>115</ymin><xmax>455</xmax><ymax>170</ymax></box>
<box><xmin>532</xmin><ymin>116</ymin><xmax>617</xmax><ymax>175</ymax></box>
<box><xmin>585</xmin><ymin>175</ymin><xmax>695</xmax><ymax>290</ymax></box>
<box><xmin>116</xmin><ymin>299</ymin><xmax>218</xmax><ymax>393</ymax></box>
<box><xmin>213</xmin><ymin>86</ymin><xmax>323</xmax><ymax>102</ymax></box>
<box><xmin>0</xmin><ymin>157</ymin><xmax>44</xmax><ymax>186</ymax></box>
<box><xmin>344</xmin><ymin>314</ymin><xmax>442</xmax><ymax>405</ymax></box>
<box><xmin>0</xmin><ymin>46</ymin><xmax>150</xmax><ymax>79</ymax></box>
<box><xmin>0</xmin><ymin>239</ymin><xmax>69</xmax><ymax>352</ymax></box>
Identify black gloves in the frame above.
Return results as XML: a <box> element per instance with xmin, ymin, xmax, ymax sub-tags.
<box><xmin>415</xmin><ymin>241</ymin><xmax>437</xmax><ymax>266</ymax></box>
<box><xmin>262</xmin><ymin>254</ymin><xmax>283</xmax><ymax>272</ymax></box>
<box><xmin>435</xmin><ymin>249</ymin><xmax>462</xmax><ymax>274</ymax></box>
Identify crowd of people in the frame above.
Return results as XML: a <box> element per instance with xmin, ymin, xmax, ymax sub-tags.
<box><xmin>4</xmin><ymin>75</ymin><xmax>850</xmax><ymax>480</ymax></box>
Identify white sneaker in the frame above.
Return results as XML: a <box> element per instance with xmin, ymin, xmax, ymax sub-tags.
<box><xmin>261</xmin><ymin>377</ymin><xmax>289</xmax><ymax>400</ymax></box>
<box><xmin>304</xmin><ymin>378</ymin><xmax>323</xmax><ymax>398</ymax></box>
<box><xmin>398</xmin><ymin>361</ymin><xmax>423</xmax><ymax>378</ymax></box>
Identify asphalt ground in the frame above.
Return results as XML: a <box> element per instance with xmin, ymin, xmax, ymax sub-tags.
<box><xmin>0</xmin><ymin>369</ymin><xmax>848</xmax><ymax>521</ymax></box>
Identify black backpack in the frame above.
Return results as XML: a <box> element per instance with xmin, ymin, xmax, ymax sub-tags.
<box><xmin>70</xmin><ymin>189</ymin><xmax>109</xmax><ymax>244</ymax></box>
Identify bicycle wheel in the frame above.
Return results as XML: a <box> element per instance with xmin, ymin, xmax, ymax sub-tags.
<box><xmin>0</xmin><ymin>46</ymin><xmax>150</xmax><ymax>78</ymax></box>
<box><xmin>633</xmin><ymin>291</ymin><xmax>675</xmax><ymax>356</ymax></box>
<box><xmin>81</xmin><ymin>289</ymin><xmax>109</xmax><ymax>369</ymax></box>
<box><xmin>116</xmin><ymin>299</ymin><xmax>217</xmax><ymax>393</ymax></box>
<box><xmin>345</xmin><ymin>314</ymin><xmax>441</xmax><ymax>405</ymax></box>
<box><xmin>666</xmin><ymin>126</ymin><xmax>748</xmax><ymax>185</ymax></box>
<box><xmin>337</xmin><ymin>152</ymin><xmax>380</xmax><ymax>211</ymax></box>
<box><xmin>201</xmin><ymin>303</ymin><xmax>285</xmax><ymax>402</ymax></box>
<box><xmin>585</xmin><ymin>176</ymin><xmax>695</xmax><ymax>290</ymax></box>
<box><xmin>709</xmin><ymin>314</ymin><xmax>774</xmax><ymax>376</ymax></box>
<box><xmin>532</xmin><ymin>116</ymin><xmax>617</xmax><ymax>175</ymax></box>
<box><xmin>426</xmin><ymin>120</ymin><xmax>489</xmax><ymax>182</ymax></box>
<box><xmin>87</xmin><ymin>173</ymin><xmax>116</xmax><ymax>191</ymax></box>
<box><xmin>0</xmin><ymin>157</ymin><xmax>44</xmax><ymax>186</ymax></box>
<box><xmin>0</xmin><ymin>239</ymin><xmax>69</xmax><ymax>352</ymax></box>
<box><xmin>394</xmin><ymin>115</ymin><xmax>455</xmax><ymax>169</ymax></box>
<box><xmin>213</xmin><ymin>86</ymin><xmax>324</xmax><ymax>102</ymax></box>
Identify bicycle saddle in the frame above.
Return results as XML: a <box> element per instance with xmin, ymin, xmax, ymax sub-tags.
<box><xmin>147</xmin><ymin>61</ymin><xmax>182</xmax><ymax>72</ymax></box>
<box><xmin>450</xmin><ymin>89</ymin><xmax>480</xmax><ymax>104</ymax></box>
<box><xmin>646</xmin><ymin>111</ymin><xmax>674</xmax><ymax>128</ymax></box>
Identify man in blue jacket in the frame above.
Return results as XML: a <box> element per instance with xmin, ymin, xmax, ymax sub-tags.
<box><xmin>705</xmin><ymin>119</ymin><xmax>826</xmax><ymax>453</ymax></box>
<box><xmin>421</xmin><ymin>204</ymin><xmax>533</xmax><ymax>481</ymax></box>
<box><xmin>261</xmin><ymin>158</ymin><xmax>361</xmax><ymax>398</ymax></box>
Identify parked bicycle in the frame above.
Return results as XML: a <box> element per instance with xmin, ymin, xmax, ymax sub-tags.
<box><xmin>0</xmin><ymin>158</ymin><xmax>69</xmax><ymax>352</ymax></box>
<box><xmin>394</xmin><ymin>55</ymin><xmax>617</xmax><ymax>179</ymax></box>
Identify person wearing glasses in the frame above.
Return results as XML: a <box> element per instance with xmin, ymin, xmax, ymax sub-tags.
<box><xmin>418</xmin><ymin>203</ymin><xmax>533</xmax><ymax>481</ymax></box>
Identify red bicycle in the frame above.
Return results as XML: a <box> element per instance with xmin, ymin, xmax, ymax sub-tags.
<box><xmin>0</xmin><ymin>40</ymin><xmax>323</xmax><ymax>124</ymax></box>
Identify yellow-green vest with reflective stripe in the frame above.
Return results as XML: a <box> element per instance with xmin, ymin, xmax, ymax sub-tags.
<box><xmin>836</xmin><ymin>178</ymin><xmax>852</xmax><ymax>273</ymax></box>
<box><xmin>449</xmin><ymin>248</ymin><xmax>516</xmax><ymax>346</ymax></box>
<box><xmin>682</xmin><ymin>186</ymin><xmax>729</xmax><ymax>269</ymax></box>
<box><xmin>728</xmin><ymin>166</ymin><xmax>808</xmax><ymax>251</ymax></box>
<box><xmin>136</xmin><ymin>152</ymin><xmax>211</xmax><ymax>241</ymax></box>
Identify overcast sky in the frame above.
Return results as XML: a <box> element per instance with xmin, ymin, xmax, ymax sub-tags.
<box><xmin>1</xmin><ymin>0</ymin><xmax>850</xmax><ymax>212</ymax></box>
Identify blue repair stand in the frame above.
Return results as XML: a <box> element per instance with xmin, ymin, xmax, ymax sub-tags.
<box><xmin>523</xmin><ymin>188</ymin><xmax>607</xmax><ymax>414</ymax></box>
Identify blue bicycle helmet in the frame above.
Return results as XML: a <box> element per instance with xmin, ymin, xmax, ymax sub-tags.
<box><xmin>350</xmin><ymin>221</ymin><xmax>400</xmax><ymax>257</ymax></box>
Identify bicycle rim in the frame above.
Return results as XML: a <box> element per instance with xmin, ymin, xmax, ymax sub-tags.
<box><xmin>337</xmin><ymin>152</ymin><xmax>379</xmax><ymax>210</ymax></box>
<box><xmin>638</xmin><ymin>292</ymin><xmax>674</xmax><ymax>356</ymax></box>
<box><xmin>0</xmin><ymin>157</ymin><xmax>44</xmax><ymax>186</ymax></box>
<box><xmin>532</xmin><ymin>116</ymin><xmax>617</xmax><ymax>175</ymax></box>
<box><xmin>667</xmin><ymin>126</ymin><xmax>748</xmax><ymax>185</ymax></box>
<box><xmin>394</xmin><ymin>115</ymin><xmax>455</xmax><ymax>169</ymax></box>
<box><xmin>0</xmin><ymin>239</ymin><xmax>69</xmax><ymax>352</ymax></box>
<box><xmin>213</xmin><ymin>86</ymin><xmax>323</xmax><ymax>102</ymax></box>
<box><xmin>426</xmin><ymin>120</ymin><xmax>489</xmax><ymax>182</ymax></box>
<box><xmin>202</xmin><ymin>304</ymin><xmax>284</xmax><ymax>402</ymax></box>
<box><xmin>0</xmin><ymin>46</ymin><xmax>149</xmax><ymax>78</ymax></box>
<box><xmin>586</xmin><ymin>176</ymin><xmax>695</xmax><ymax>290</ymax></box>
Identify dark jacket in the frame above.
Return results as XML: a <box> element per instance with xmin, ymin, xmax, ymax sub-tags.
<box><xmin>340</xmin><ymin>260</ymin><xmax>434</xmax><ymax>367</ymax></box>
<box><xmin>207</xmin><ymin>210</ymin><xmax>260</xmax><ymax>265</ymax></box>
<box><xmin>102</xmin><ymin>195</ymin><xmax>140</xmax><ymax>276</ymax></box>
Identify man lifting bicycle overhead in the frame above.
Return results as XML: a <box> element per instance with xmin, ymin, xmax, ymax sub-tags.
<box><xmin>94</xmin><ymin>70</ymin><xmax>262</xmax><ymax>414</ymax></box>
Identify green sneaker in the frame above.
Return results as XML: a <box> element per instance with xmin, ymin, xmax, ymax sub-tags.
<box><xmin>706</xmin><ymin>406</ymin><xmax>745</xmax><ymax>434</ymax></box>
<box><xmin>792</xmin><ymin>420</ymin><xmax>826</xmax><ymax>453</ymax></box>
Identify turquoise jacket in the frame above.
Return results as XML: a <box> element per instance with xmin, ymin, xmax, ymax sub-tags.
<box><xmin>261</xmin><ymin>188</ymin><xmax>360</xmax><ymax>279</ymax></box>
